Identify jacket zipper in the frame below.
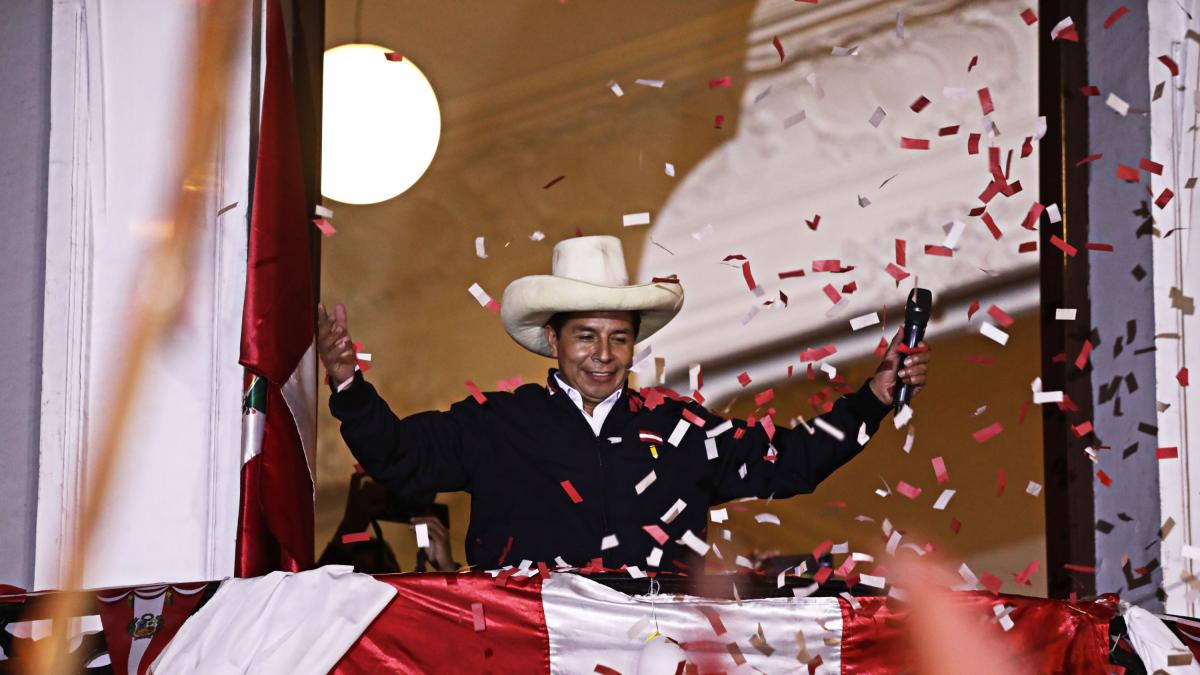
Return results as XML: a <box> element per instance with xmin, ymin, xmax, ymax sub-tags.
<box><xmin>595</xmin><ymin>441</ymin><xmax>610</xmax><ymax>541</ymax></box>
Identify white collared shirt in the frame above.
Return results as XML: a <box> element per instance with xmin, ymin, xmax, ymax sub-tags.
<box><xmin>554</xmin><ymin>373</ymin><xmax>622</xmax><ymax>436</ymax></box>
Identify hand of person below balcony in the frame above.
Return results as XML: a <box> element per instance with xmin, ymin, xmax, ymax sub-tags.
<box><xmin>410</xmin><ymin>516</ymin><xmax>460</xmax><ymax>573</ymax></box>
<box><xmin>869</xmin><ymin>327</ymin><xmax>931</xmax><ymax>406</ymax></box>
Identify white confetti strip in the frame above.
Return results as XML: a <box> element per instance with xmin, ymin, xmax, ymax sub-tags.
<box><xmin>704</xmin><ymin>437</ymin><xmax>719</xmax><ymax>460</ymax></box>
<box><xmin>820</xmin><ymin>362</ymin><xmax>838</xmax><ymax>379</ymax></box>
<box><xmin>680</xmin><ymin>530</ymin><xmax>710</xmax><ymax>556</ymax></box>
<box><xmin>1047</xmin><ymin>204</ymin><xmax>1062</xmax><ymax>223</ymax></box>
<box><xmin>859</xmin><ymin>574</ymin><xmax>887</xmax><ymax>589</ymax></box>
<box><xmin>467</xmin><ymin>282</ymin><xmax>495</xmax><ymax>308</ymax></box>
<box><xmin>813</xmin><ymin>417</ymin><xmax>845</xmax><ymax>441</ymax></box>
<box><xmin>667</xmin><ymin>418</ymin><xmax>690</xmax><ymax>447</ymax></box>
<box><xmin>711</xmin><ymin>508</ymin><xmax>728</xmax><ymax>523</ymax></box>
<box><xmin>634</xmin><ymin>79</ymin><xmax>664</xmax><ymax>88</ymax></box>
<box><xmin>661</xmin><ymin>499</ymin><xmax>687</xmax><ymax>524</ymax></box>
<box><xmin>903</xmin><ymin>427</ymin><xmax>915</xmax><ymax>453</ymax></box>
<box><xmin>706</xmin><ymin>419</ymin><xmax>733</xmax><ymax>438</ymax></box>
<box><xmin>554</xmin><ymin>556</ymin><xmax>570</xmax><ymax>568</ymax></box>
<box><xmin>1055</xmin><ymin>308</ymin><xmax>1076</xmax><ymax>320</ymax></box>
<box><xmin>943</xmin><ymin>220</ymin><xmax>966</xmax><ymax>249</ymax></box>
<box><xmin>777</xmin><ymin>568</ymin><xmax>788</xmax><ymax>588</ymax></box>
<box><xmin>831</xmin><ymin>45</ymin><xmax>860</xmax><ymax>57</ymax></box>
<box><xmin>691</xmin><ymin>223</ymin><xmax>713</xmax><ymax>240</ymax></box>
<box><xmin>475</xmin><ymin>236</ymin><xmax>488</xmax><ymax>259</ymax></box>
<box><xmin>783</xmin><ymin>110</ymin><xmax>807</xmax><ymax>128</ymax></box>
<box><xmin>1034</xmin><ymin>390</ymin><xmax>1064</xmax><ymax>404</ymax></box>
<box><xmin>1026</xmin><ymin>481</ymin><xmax>1042</xmax><ymax>496</ymax></box>
<box><xmin>980</xmin><ymin>322</ymin><xmax>1010</xmax><ymax>345</ymax></box>
<box><xmin>626</xmin><ymin>566</ymin><xmax>645</xmax><ymax>579</ymax></box>
<box><xmin>893</xmin><ymin>405</ymin><xmax>913</xmax><ymax>429</ymax></box>
<box><xmin>688</xmin><ymin>364</ymin><xmax>702</xmax><ymax>392</ymax></box>
<box><xmin>793</xmin><ymin>584</ymin><xmax>819</xmax><ymax>599</ymax></box>
<box><xmin>806</xmin><ymin>72</ymin><xmax>825</xmax><ymax>99</ymax></box>
<box><xmin>735</xmin><ymin>555</ymin><xmax>754</xmax><ymax>569</ymax></box>
<box><xmin>831</xmin><ymin>542</ymin><xmax>849</xmax><ymax>554</ymax></box>
<box><xmin>858</xmin><ymin>423</ymin><xmax>871</xmax><ymax>446</ymax></box>
<box><xmin>738</xmin><ymin>463</ymin><xmax>748</xmax><ymax>479</ymax></box>
<box><xmin>942</xmin><ymin>87</ymin><xmax>969</xmax><ymax>99</ymax></box>
<box><xmin>664</xmin><ymin>163</ymin><xmax>675</xmax><ymax>177</ymax></box>
<box><xmin>635</xmin><ymin>470</ymin><xmax>656</xmax><ymax>495</ymax></box>
<box><xmin>885</xmin><ymin>531</ymin><xmax>902</xmax><ymax>555</ymax></box>
<box><xmin>755</xmin><ymin>513</ymin><xmax>781</xmax><ymax>525</ymax></box>
<box><xmin>314</xmin><ymin>204</ymin><xmax>333</xmax><ymax>218</ymax></box>
<box><xmin>601</xmin><ymin>534</ymin><xmax>619</xmax><ymax>550</ymax></box>
<box><xmin>646</xmin><ymin>547</ymin><xmax>663</xmax><ymax>567</ymax></box>
<box><xmin>932</xmin><ymin>489</ymin><xmax>956</xmax><ymax>511</ymax></box>
<box><xmin>754</xmin><ymin>86</ymin><xmax>772</xmax><ymax>103</ymax></box>
<box><xmin>622</xmin><ymin>212</ymin><xmax>651</xmax><ymax>227</ymax></box>
<box><xmin>415</xmin><ymin>522</ymin><xmax>430</xmax><ymax>548</ymax></box>
<box><xmin>850</xmin><ymin>312</ymin><xmax>880</xmax><ymax>331</ymax></box>
<box><xmin>608</xmin><ymin>80</ymin><xmax>624</xmax><ymax>97</ymax></box>
<box><xmin>869</xmin><ymin>106</ymin><xmax>887</xmax><ymax>128</ymax></box>
<box><xmin>1105</xmin><ymin>92</ymin><xmax>1130</xmax><ymax>116</ymax></box>
<box><xmin>852</xmin><ymin>552</ymin><xmax>875</xmax><ymax>563</ymax></box>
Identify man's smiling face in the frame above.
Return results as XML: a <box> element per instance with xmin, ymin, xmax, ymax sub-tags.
<box><xmin>544</xmin><ymin>311</ymin><xmax>638</xmax><ymax>413</ymax></box>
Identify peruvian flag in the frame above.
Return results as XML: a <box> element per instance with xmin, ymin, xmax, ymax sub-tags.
<box><xmin>96</xmin><ymin>583</ymin><xmax>209</xmax><ymax>675</ymax></box>
<box><xmin>236</xmin><ymin>0</ymin><xmax>317</xmax><ymax>577</ymax></box>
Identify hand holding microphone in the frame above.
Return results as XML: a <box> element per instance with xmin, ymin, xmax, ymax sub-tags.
<box><xmin>869</xmin><ymin>288</ymin><xmax>933</xmax><ymax>410</ymax></box>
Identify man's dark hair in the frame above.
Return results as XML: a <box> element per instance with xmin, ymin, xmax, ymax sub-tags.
<box><xmin>547</xmin><ymin>311</ymin><xmax>641</xmax><ymax>338</ymax></box>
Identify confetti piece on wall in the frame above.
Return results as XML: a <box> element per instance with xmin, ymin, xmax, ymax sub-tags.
<box><xmin>664</xmin><ymin>163</ymin><xmax>675</xmax><ymax>177</ymax></box>
<box><xmin>1106</xmin><ymin>93</ymin><xmax>1130</xmax><ymax>116</ymax></box>
<box><xmin>1179</xmin><ymin>367</ymin><xmax>1190</xmax><ymax>387</ymax></box>
<box><xmin>910</xmin><ymin>96</ymin><xmax>930</xmax><ymax>113</ymax></box>
<box><xmin>475</xmin><ymin>236</ymin><xmax>488</xmax><ymax>259</ymax></box>
<box><xmin>634</xmin><ymin>79</ymin><xmax>664</xmax><ymax>88</ymax></box>
<box><xmin>756</xmin><ymin>513</ymin><xmax>781</xmax><ymax>525</ymax></box>
<box><xmin>622</xmin><ymin>212</ymin><xmax>651</xmax><ymax>227</ymax></box>
<box><xmin>1026</xmin><ymin>481</ymin><xmax>1042</xmax><ymax>496</ymax></box>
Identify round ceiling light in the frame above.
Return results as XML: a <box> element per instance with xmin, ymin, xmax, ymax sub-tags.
<box><xmin>321</xmin><ymin>44</ymin><xmax>441</xmax><ymax>205</ymax></box>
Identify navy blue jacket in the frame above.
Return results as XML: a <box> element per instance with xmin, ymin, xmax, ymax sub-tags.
<box><xmin>329</xmin><ymin>369</ymin><xmax>891</xmax><ymax>571</ymax></box>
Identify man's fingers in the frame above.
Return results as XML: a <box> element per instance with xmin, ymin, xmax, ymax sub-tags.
<box><xmin>335</xmin><ymin>303</ymin><xmax>348</xmax><ymax>329</ymax></box>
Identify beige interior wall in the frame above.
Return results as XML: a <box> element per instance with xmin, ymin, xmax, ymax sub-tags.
<box><xmin>316</xmin><ymin>0</ymin><xmax>1046</xmax><ymax>596</ymax></box>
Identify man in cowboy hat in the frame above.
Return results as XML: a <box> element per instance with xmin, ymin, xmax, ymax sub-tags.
<box><xmin>319</xmin><ymin>235</ymin><xmax>930</xmax><ymax>572</ymax></box>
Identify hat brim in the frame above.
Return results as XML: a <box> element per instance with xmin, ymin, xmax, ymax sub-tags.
<box><xmin>500</xmin><ymin>276</ymin><xmax>684</xmax><ymax>357</ymax></box>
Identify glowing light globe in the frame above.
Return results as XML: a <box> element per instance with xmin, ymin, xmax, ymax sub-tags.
<box><xmin>321</xmin><ymin>44</ymin><xmax>441</xmax><ymax>205</ymax></box>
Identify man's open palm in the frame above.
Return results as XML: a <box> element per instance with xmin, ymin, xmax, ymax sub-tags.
<box><xmin>317</xmin><ymin>303</ymin><xmax>357</xmax><ymax>386</ymax></box>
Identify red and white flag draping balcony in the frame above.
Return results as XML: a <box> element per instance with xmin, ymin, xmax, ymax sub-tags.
<box><xmin>139</xmin><ymin>566</ymin><xmax>1173</xmax><ymax>673</ymax></box>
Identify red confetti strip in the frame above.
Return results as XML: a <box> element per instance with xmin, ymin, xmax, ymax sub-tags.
<box><xmin>1064</xmin><ymin>563</ymin><xmax>1095</xmax><ymax>573</ymax></box>
<box><xmin>384</xmin><ymin>52</ymin><xmax>404</xmax><ymax>62</ymax></box>
<box><xmin>353</xmin><ymin>463</ymin><xmax>365</xmax><ymax>474</ymax></box>
<box><xmin>1103</xmin><ymin>5</ymin><xmax>1128</xmax><ymax>28</ymax></box>
<box><xmin>778</xmin><ymin>268</ymin><xmax>806</xmax><ymax>279</ymax></box>
<box><xmin>950</xmin><ymin>517</ymin><xmax>962</xmax><ymax>534</ymax></box>
<box><xmin>896</xmin><ymin>481</ymin><xmax>922</xmax><ymax>499</ymax></box>
<box><xmin>812</xmin><ymin>539</ymin><xmax>833</xmax><ymax>559</ymax></box>
<box><xmin>812</xmin><ymin>259</ymin><xmax>848</xmax><ymax>272</ymax></box>
<box><xmin>1018</xmin><ymin>241</ymin><xmax>1038</xmax><ymax>253</ymax></box>
<box><xmin>910</xmin><ymin>96</ymin><xmax>931</xmax><ymax>113</ymax></box>
<box><xmin>1021</xmin><ymin>136</ymin><xmax>1034</xmax><ymax>158</ymax></box>
<box><xmin>1097</xmin><ymin>469</ymin><xmax>1113</xmax><ymax>487</ymax></box>
<box><xmin>874</xmin><ymin>338</ymin><xmax>888</xmax><ymax>357</ymax></box>
<box><xmin>1084</xmin><ymin>242</ymin><xmax>1113</xmax><ymax>252</ymax></box>
<box><xmin>1158</xmin><ymin>55</ymin><xmax>1180</xmax><ymax>76</ymax></box>
<box><xmin>465</xmin><ymin>380</ymin><xmax>488</xmax><ymax>404</ymax></box>
<box><xmin>968</xmin><ymin>355</ymin><xmax>994</xmax><ymax>365</ymax></box>
<box><xmin>1013</xmin><ymin>559</ymin><xmax>1039</xmax><ymax>585</ymax></box>
<box><xmin>1050</xmin><ymin>235</ymin><xmax>1077</xmax><ymax>257</ymax></box>
<box><xmin>542</xmin><ymin>175</ymin><xmax>566</xmax><ymax>189</ymax></box>
<box><xmin>650</xmin><ymin>275</ymin><xmax>680</xmax><ymax>285</ymax></box>
<box><xmin>741</xmin><ymin>261</ymin><xmax>758</xmax><ymax>290</ymax></box>
<box><xmin>841</xmin><ymin>281</ymin><xmax>857</xmax><ymax>293</ymax></box>
<box><xmin>996</xmin><ymin>470</ymin><xmax>1006</xmax><ymax>496</ymax></box>
<box><xmin>932</xmin><ymin>456</ymin><xmax>949</xmax><ymax>484</ymax></box>
<box><xmin>1075</xmin><ymin>153</ymin><xmax>1103</xmax><ymax>166</ymax></box>
<box><xmin>560</xmin><ymin>480</ymin><xmax>583</xmax><ymax>504</ymax></box>
<box><xmin>341</xmin><ymin>531</ymin><xmax>371</xmax><ymax>544</ymax></box>
<box><xmin>1073</xmin><ymin>421</ymin><xmax>1093</xmax><ymax>437</ymax></box>
<box><xmin>1155</xmin><ymin>189</ymin><xmax>1174</xmax><ymax>209</ymax></box>
<box><xmin>981</xmin><ymin>572</ymin><xmax>1002</xmax><ymax>595</ymax></box>
<box><xmin>900</xmin><ymin>137</ymin><xmax>930</xmax><ymax>150</ymax></box>
<box><xmin>805</xmin><ymin>214</ymin><xmax>821</xmax><ymax>230</ymax></box>
<box><xmin>1074</xmin><ymin>340</ymin><xmax>1093</xmax><ymax>370</ymax></box>
<box><xmin>1140</xmin><ymin>158</ymin><xmax>1164</xmax><ymax>174</ymax></box>
<box><xmin>1116</xmin><ymin>164</ymin><xmax>1140</xmax><ymax>182</ymax></box>
<box><xmin>973</xmin><ymin>422</ymin><xmax>1004</xmax><ymax>443</ymax></box>
<box><xmin>884</xmin><ymin>263</ymin><xmax>910</xmax><ymax>282</ymax></box>
<box><xmin>938</xmin><ymin>125</ymin><xmax>960</xmax><ymax>136</ymax></box>
<box><xmin>642</xmin><ymin>524</ymin><xmax>668</xmax><ymax>545</ymax></box>
<box><xmin>697</xmin><ymin>606</ymin><xmax>728</xmax><ymax>635</ymax></box>
<box><xmin>968</xmin><ymin>55</ymin><xmax>979</xmax><ymax>71</ymax></box>
<box><xmin>1079</xmin><ymin>85</ymin><xmax>1100</xmax><ymax>96</ymax></box>
<box><xmin>895</xmin><ymin>239</ymin><xmax>907</xmax><ymax>267</ymax></box>
<box><xmin>471</xmin><ymin>602</ymin><xmax>486</xmax><ymax>632</ymax></box>
<box><xmin>714</xmin><ymin>114</ymin><xmax>725</xmax><ymax>129</ymax></box>
<box><xmin>754</xmin><ymin>389</ymin><xmax>775</xmax><ymax>407</ymax></box>
<box><xmin>682</xmin><ymin>408</ymin><xmax>707</xmax><ymax>428</ymax></box>
<box><xmin>708</xmin><ymin>75</ymin><xmax>732</xmax><ymax>89</ymax></box>
<box><xmin>594</xmin><ymin>666</ymin><xmax>620</xmax><ymax>675</ymax></box>
<box><xmin>822</xmin><ymin>283</ymin><xmax>842</xmax><ymax>304</ymax></box>
<box><xmin>772</xmin><ymin>36</ymin><xmax>785</xmax><ymax>62</ymax></box>
<box><xmin>987</xmin><ymin>304</ymin><xmax>1014</xmax><ymax>328</ymax></box>
<box><xmin>1178</xmin><ymin>367</ymin><xmax>1189</xmax><ymax>387</ymax></box>
<box><xmin>1157</xmin><ymin>447</ymin><xmax>1179</xmax><ymax>460</ymax></box>
<box><xmin>925</xmin><ymin>245</ymin><xmax>953</xmax><ymax>256</ymax></box>
<box><xmin>313</xmin><ymin>217</ymin><xmax>337</xmax><ymax>237</ymax></box>
<box><xmin>977</xmin><ymin>87</ymin><xmax>995</xmax><ymax>115</ymax></box>
<box><xmin>967</xmin><ymin>133</ymin><xmax>981</xmax><ymax>155</ymax></box>
<box><xmin>1019</xmin><ymin>8</ymin><xmax>1037</xmax><ymax>25</ymax></box>
<box><xmin>737</xmin><ymin>372</ymin><xmax>751</xmax><ymax>387</ymax></box>
<box><xmin>981</xmin><ymin>212</ymin><xmax>1003</xmax><ymax>240</ymax></box>
<box><xmin>1021</xmin><ymin>202</ymin><xmax>1044</xmax><ymax>230</ymax></box>
<box><xmin>967</xmin><ymin>300</ymin><xmax>981</xmax><ymax>319</ymax></box>
<box><xmin>1054</xmin><ymin>20</ymin><xmax>1079</xmax><ymax>41</ymax></box>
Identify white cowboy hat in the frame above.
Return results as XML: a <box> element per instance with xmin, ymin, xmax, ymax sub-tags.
<box><xmin>501</xmin><ymin>236</ymin><xmax>685</xmax><ymax>357</ymax></box>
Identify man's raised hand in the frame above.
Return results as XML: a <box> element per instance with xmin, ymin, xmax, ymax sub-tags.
<box><xmin>317</xmin><ymin>302</ymin><xmax>357</xmax><ymax>387</ymax></box>
<box><xmin>869</xmin><ymin>327</ymin><xmax>931</xmax><ymax>405</ymax></box>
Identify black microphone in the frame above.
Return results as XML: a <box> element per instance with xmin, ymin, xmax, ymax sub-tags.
<box><xmin>894</xmin><ymin>288</ymin><xmax>932</xmax><ymax>412</ymax></box>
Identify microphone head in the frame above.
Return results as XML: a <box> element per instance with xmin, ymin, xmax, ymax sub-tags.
<box><xmin>904</xmin><ymin>288</ymin><xmax>933</xmax><ymax>327</ymax></box>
